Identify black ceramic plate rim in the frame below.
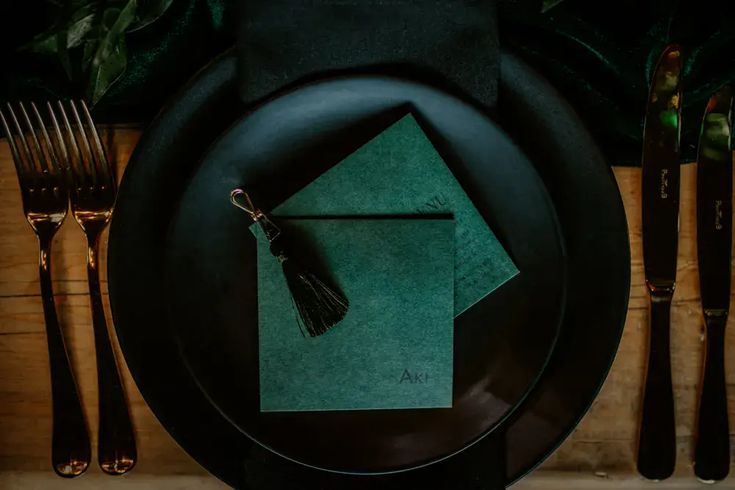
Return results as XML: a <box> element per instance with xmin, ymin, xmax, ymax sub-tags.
<box><xmin>107</xmin><ymin>47</ymin><xmax>630</xmax><ymax>488</ymax></box>
<box><xmin>497</xmin><ymin>52</ymin><xmax>630</xmax><ymax>482</ymax></box>
<box><xmin>167</xmin><ymin>73</ymin><xmax>568</xmax><ymax>475</ymax></box>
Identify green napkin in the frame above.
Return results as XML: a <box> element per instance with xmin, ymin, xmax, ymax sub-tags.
<box><xmin>271</xmin><ymin>113</ymin><xmax>518</xmax><ymax>316</ymax></box>
<box><xmin>257</xmin><ymin>218</ymin><xmax>454</xmax><ymax>412</ymax></box>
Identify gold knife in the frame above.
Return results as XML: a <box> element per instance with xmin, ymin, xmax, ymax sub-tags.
<box><xmin>694</xmin><ymin>86</ymin><xmax>733</xmax><ymax>483</ymax></box>
<box><xmin>637</xmin><ymin>43</ymin><xmax>683</xmax><ymax>481</ymax></box>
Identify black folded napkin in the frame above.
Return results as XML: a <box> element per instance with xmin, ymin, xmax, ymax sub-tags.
<box><xmin>236</xmin><ymin>0</ymin><xmax>500</xmax><ymax>111</ymax></box>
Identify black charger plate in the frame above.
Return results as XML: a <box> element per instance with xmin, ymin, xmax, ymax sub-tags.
<box><xmin>164</xmin><ymin>76</ymin><xmax>566</xmax><ymax>473</ymax></box>
<box><xmin>108</xmin><ymin>49</ymin><xmax>629</xmax><ymax>488</ymax></box>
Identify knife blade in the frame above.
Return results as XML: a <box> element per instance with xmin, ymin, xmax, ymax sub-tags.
<box><xmin>694</xmin><ymin>85</ymin><xmax>733</xmax><ymax>483</ymax></box>
<box><xmin>637</xmin><ymin>43</ymin><xmax>682</xmax><ymax>481</ymax></box>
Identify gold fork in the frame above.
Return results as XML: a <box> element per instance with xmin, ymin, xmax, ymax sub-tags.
<box><xmin>0</xmin><ymin>102</ymin><xmax>91</xmax><ymax>477</ymax></box>
<box><xmin>56</xmin><ymin>100</ymin><xmax>137</xmax><ymax>475</ymax></box>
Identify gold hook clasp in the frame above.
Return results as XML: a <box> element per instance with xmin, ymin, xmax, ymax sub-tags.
<box><xmin>230</xmin><ymin>188</ymin><xmax>281</xmax><ymax>242</ymax></box>
<box><xmin>230</xmin><ymin>188</ymin><xmax>263</xmax><ymax>220</ymax></box>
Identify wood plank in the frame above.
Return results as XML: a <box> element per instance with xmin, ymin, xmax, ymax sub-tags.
<box><xmin>0</xmin><ymin>472</ymin><xmax>227</xmax><ymax>489</ymax></box>
<box><xmin>2</xmin><ymin>471</ymin><xmax>731</xmax><ymax>490</ymax></box>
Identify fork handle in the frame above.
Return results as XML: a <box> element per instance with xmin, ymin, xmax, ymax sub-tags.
<box><xmin>87</xmin><ymin>237</ymin><xmax>137</xmax><ymax>475</ymax></box>
<box><xmin>39</xmin><ymin>236</ymin><xmax>91</xmax><ymax>477</ymax></box>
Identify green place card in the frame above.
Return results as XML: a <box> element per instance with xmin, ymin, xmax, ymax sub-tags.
<box><xmin>257</xmin><ymin>218</ymin><xmax>454</xmax><ymax>412</ymax></box>
<box><xmin>271</xmin><ymin>113</ymin><xmax>518</xmax><ymax>315</ymax></box>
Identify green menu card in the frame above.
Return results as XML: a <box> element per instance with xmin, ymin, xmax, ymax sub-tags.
<box><xmin>257</xmin><ymin>218</ymin><xmax>454</xmax><ymax>412</ymax></box>
<box><xmin>271</xmin><ymin>113</ymin><xmax>518</xmax><ymax>316</ymax></box>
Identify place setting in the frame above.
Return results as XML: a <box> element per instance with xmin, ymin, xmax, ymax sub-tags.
<box><xmin>1</xmin><ymin>1</ymin><xmax>734</xmax><ymax>489</ymax></box>
<box><xmin>104</xmin><ymin>3</ymin><xmax>629</xmax><ymax>486</ymax></box>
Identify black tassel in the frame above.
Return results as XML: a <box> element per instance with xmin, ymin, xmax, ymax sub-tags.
<box><xmin>231</xmin><ymin>188</ymin><xmax>349</xmax><ymax>337</ymax></box>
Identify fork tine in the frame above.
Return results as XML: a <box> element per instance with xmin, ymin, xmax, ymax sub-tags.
<box><xmin>78</xmin><ymin>100</ymin><xmax>113</xmax><ymax>186</ymax></box>
<box><xmin>56</xmin><ymin>101</ymin><xmax>85</xmax><ymax>189</ymax></box>
<box><xmin>3</xmin><ymin>103</ymin><xmax>36</xmax><ymax>178</ymax></box>
<box><xmin>18</xmin><ymin>102</ymin><xmax>49</xmax><ymax>175</ymax></box>
<box><xmin>67</xmin><ymin>100</ymin><xmax>97</xmax><ymax>186</ymax></box>
<box><xmin>29</xmin><ymin>102</ymin><xmax>63</xmax><ymax>183</ymax></box>
<box><xmin>0</xmin><ymin>106</ymin><xmax>33</xmax><ymax>180</ymax></box>
<box><xmin>45</xmin><ymin>102</ymin><xmax>70</xmax><ymax>179</ymax></box>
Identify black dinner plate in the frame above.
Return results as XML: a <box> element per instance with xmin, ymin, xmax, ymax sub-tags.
<box><xmin>108</xmin><ymin>49</ymin><xmax>630</xmax><ymax>488</ymax></box>
<box><xmin>164</xmin><ymin>76</ymin><xmax>566</xmax><ymax>474</ymax></box>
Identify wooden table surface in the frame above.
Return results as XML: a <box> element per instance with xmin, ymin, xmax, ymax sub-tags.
<box><xmin>1</xmin><ymin>128</ymin><xmax>734</xmax><ymax>488</ymax></box>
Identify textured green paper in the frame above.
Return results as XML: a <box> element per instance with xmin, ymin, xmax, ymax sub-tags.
<box><xmin>257</xmin><ymin>219</ymin><xmax>454</xmax><ymax>412</ymax></box>
<box><xmin>271</xmin><ymin>113</ymin><xmax>518</xmax><ymax>315</ymax></box>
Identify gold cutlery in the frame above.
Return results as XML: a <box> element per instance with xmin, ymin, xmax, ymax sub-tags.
<box><xmin>56</xmin><ymin>100</ymin><xmax>137</xmax><ymax>475</ymax></box>
<box><xmin>694</xmin><ymin>86</ymin><xmax>733</xmax><ymax>482</ymax></box>
<box><xmin>638</xmin><ymin>44</ymin><xmax>682</xmax><ymax>481</ymax></box>
<box><xmin>0</xmin><ymin>102</ymin><xmax>91</xmax><ymax>477</ymax></box>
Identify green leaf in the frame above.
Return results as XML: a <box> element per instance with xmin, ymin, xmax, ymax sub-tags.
<box><xmin>82</xmin><ymin>37</ymin><xmax>97</xmax><ymax>68</ymax></box>
<box><xmin>22</xmin><ymin>3</ymin><xmax>97</xmax><ymax>55</ymax></box>
<box><xmin>129</xmin><ymin>0</ymin><xmax>173</xmax><ymax>32</ymax></box>
<box><xmin>57</xmin><ymin>30</ymin><xmax>73</xmax><ymax>79</ymax></box>
<box><xmin>69</xmin><ymin>0</ymin><xmax>94</xmax><ymax>10</ymax></box>
<box><xmin>65</xmin><ymin>9</ymin><xmax>98</xmax><ymax>49</ymax></box>
<box><xmin>542</xmin><ymin>0</ymin><xmax>567</xmax><ymax>13</ymax></box>
<box><xmin>87</xmin><ymin>0</ymin><xmax>137</xmax><ymax>104</ymax></box>
<box><xmin>25</xmin><ymin>31</ymin><xmax>59</xmax><ymax>55</ymax></box>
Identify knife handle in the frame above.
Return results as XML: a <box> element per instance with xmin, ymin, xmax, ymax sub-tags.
<box><xmin>694</xmin><ymin>313</ymin><xmax>730</xmax><ymax>482</ymax></box>
<box><xmin>638</xmin><ymin>289</ymin><xmax>676</xmax><ymax>480</ymax></box>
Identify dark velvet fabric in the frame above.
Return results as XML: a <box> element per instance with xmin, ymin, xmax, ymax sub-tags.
<box><xmin>237</xmin><ymin>0</ymin><xmax>499</xmax><ymax>111</ymax></box>
<box><xmin>2</xmin><ymin>0</ymin><xmax>733</xmax><ymax>164</ymax></box>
